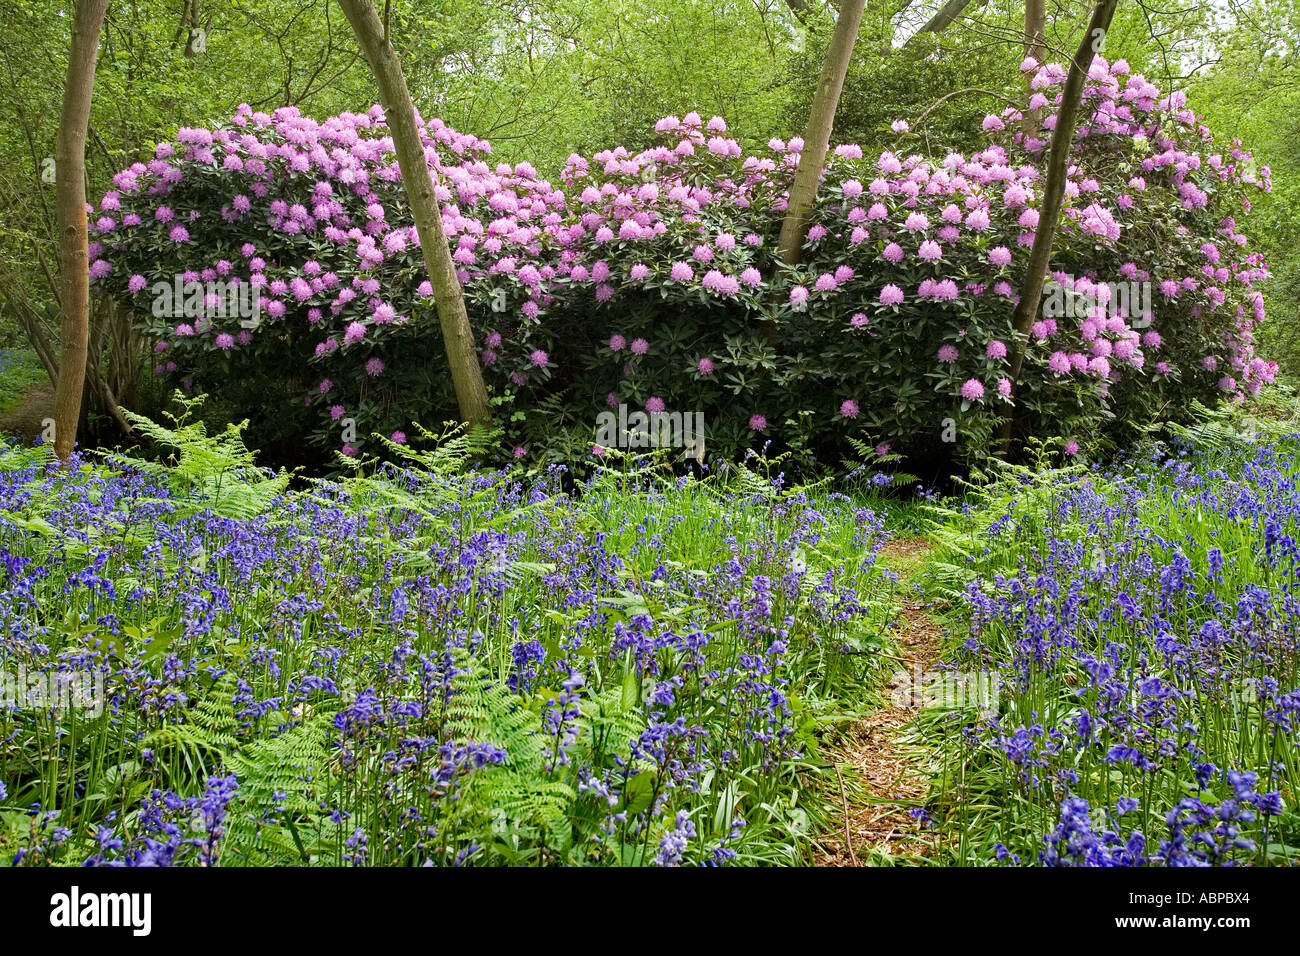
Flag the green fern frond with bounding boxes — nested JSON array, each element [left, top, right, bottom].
[[222, 715, 334, 865], [104, 392, 290, 518]]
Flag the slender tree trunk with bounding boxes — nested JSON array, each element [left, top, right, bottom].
[[337, 0, 491, 426], [1022, 0, 1048, 133], [777, 0, 868, 265], [999, 0, 1120, 450], [51, 0, 111, 460]]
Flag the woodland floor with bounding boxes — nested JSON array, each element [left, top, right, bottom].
[[3, 393, 952, 864], [0, 383, 52, 442], [817, 536, 945, 866]]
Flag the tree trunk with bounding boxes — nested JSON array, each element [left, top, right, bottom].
[[336, 0, 491, 427], [51, 0, 111, 460], [999, 0, 1120, 449], [776, 0, 868, 265], [913, 0, 978, 36], [1022, 0, 1048, 133]]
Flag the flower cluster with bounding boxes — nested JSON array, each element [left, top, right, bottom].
[[0, 433, 893, 866], [92, 59, 1274, 465], [930, 440, 1299, 865]]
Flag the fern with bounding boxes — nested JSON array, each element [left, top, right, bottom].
[[190, 680, 242, 739], [436, 652, 654, 863], [223, 716, 337, 866], [1163, 397, 1283, 454], [0, 439, 57, 473], [373, 420, 499, 476], [105, 391, 290, 518], [842, 435, 920, 488], [141, 721, 235, 784], [719, 455, 779, 502]]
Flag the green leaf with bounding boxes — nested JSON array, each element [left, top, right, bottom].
[[620, 666, 640, 714], [622, 771, 658, 817]]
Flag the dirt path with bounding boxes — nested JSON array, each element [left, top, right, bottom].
[[818, 535, 942, 866], [0, 384, 53, 442]]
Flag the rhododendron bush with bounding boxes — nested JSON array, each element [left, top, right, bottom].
[[91, 56, 1276, 467]]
